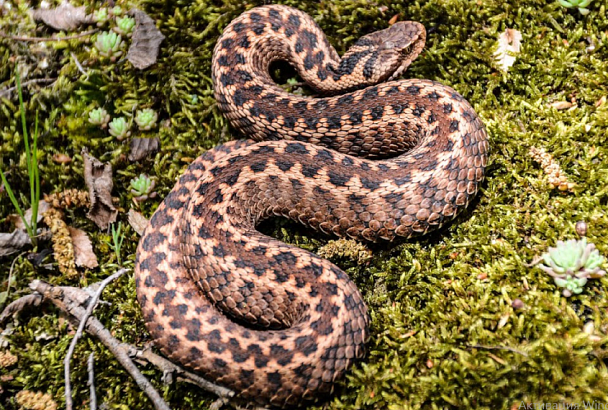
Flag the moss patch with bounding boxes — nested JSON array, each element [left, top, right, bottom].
[[1, 0, 608, 409]]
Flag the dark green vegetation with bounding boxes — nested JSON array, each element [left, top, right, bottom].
[[1, 0, 608, 409]]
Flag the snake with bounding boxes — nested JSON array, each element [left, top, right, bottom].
[[134, 4, 488, 408]]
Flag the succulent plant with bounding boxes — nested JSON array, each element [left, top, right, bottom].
[[554, 276, 587, 297], [92, 8, 109, 26], [88, 108, 110, 128], [558, 0, 593, 15], [135, 108, 158, 131], [539, 238, 606, 297], [130, 174, 157, 202], [108, 117, 131, 140], [110, 6, 123, 16], [94, 31, 123, 60], [113, 16, 135, 36]]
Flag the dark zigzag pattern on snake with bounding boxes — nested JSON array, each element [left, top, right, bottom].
[[135, 4, 488, 409]]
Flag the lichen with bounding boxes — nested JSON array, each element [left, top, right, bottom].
[[0, 350, 18, 368], [41, 207, 77, 279], [1, 0, 608, 408], [318, 238, 372, 265], [44, 189, 90, 210], [529, 146, 575, 191], [15, 390, 57, 410]]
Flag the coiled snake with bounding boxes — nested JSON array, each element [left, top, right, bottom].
[[135, 5, 488, 408]]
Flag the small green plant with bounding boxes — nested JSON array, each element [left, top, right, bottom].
[[558, 0, 593, 15], [553, 276, 588, 297], [94, 31, 124, 60], [108, 117, 130, 140], [114, 16, 135, 36], [0, 74, 40, 245], [88, 108, 110, 128], [92, 8, 109, 26], [110, 222, 125, 265], [134, 109, 158, 131], [539, 238, 606, 297], [110, 6, 124, 16], [130, 174, 157, 201]]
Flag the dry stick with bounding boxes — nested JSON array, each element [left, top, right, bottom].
[[24, 280, 236, 410], [133, 347, 234, 398], [0, 78, 56, 98], [29, 279, 173, 410], [0, 293, 42, 323], [0, 28, 99, 42], [71, 52, 88, 77], [88, 353, 97, 410], [64, 268, 129, 410]]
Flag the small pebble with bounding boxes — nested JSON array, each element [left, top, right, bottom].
[[511, 299, 525, 309], [575, 221, 587, 237]]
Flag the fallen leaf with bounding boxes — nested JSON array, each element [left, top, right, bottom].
[[0, 229, 31, 257], [31, 3, 92, 31], [52, 153, 72, 164], [497, 314, 510, 329], [494, 28, 522, 72], [12, 200, 50, 231], [128, 208, 149, 236], [127, 9, 165, 70], [548, 101, 573, 110], [128, 137, 160, 162], [68, 227, 98, 269], [83, 150, 117, 230]]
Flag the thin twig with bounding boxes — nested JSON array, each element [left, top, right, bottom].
[[88, 353, 97, 410], [0, 78, 56, 99], [466, 344, 529, 357], [8, 279, 237, 409], [0, 28, 98, 42], [29, 279, 173, 410], [71, 52, 88, 77], [64, 268, 129, 410], [133, 346, 234, 398], [0, 293, 43, 323]]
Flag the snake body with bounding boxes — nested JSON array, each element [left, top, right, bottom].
[[135, 5, 488, 408]]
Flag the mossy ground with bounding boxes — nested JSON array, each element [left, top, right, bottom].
[[1, 0, 608, 409]]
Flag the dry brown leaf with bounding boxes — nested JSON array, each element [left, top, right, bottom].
[[0, 229, 31, 257], [68, 227, 98, 269], [494, 28, 522, 72], [52, 153, 72, 164], [31, 3, 92, 31], [12, 201, 50, 231], [128, 137, 160, 162], [548, 101, 574, 110], [388, 14, 400, 25], [127, 9, 165, 70], [83, 150, 117, 230], [128, 208, 149, 236]]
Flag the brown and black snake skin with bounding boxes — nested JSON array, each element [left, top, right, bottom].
[[134, 5, 489, 408]]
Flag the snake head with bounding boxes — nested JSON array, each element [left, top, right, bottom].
[[352, 21, 426, 83]]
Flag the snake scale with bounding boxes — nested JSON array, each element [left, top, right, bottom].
[[134, 5, 488, 408]]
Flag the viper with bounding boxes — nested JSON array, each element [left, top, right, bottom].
[[135, 4, 488, 408]]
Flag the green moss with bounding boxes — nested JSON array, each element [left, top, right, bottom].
[[2, 0, 608, 409]]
